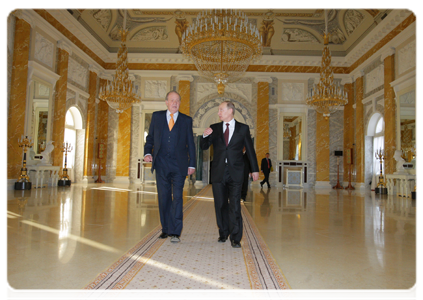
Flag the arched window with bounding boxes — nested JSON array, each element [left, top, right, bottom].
[[64, 110, 76, 169]]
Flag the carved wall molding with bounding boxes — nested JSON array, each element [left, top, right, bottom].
[[398, 40, 416, 75], [68, 57, 88, 88], [34, 31, 55, 68], [365, 64, 384, 94]]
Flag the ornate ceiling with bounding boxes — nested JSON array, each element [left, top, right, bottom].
[[67, 9, 391, 57]]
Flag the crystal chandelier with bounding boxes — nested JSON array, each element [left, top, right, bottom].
[[180, 9, 262, 94], [283, 124, 291, 138], [306, 10, 348, 120], [99, 10, 140, 113]]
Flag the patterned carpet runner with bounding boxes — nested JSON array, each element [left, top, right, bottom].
[[85, 185, 289, 290]]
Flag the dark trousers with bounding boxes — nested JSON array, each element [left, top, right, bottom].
[[155, 155, 186, 236], [212, 165, 243, 242], [261, 171, 270, 187], [241, 171, 249, 200]]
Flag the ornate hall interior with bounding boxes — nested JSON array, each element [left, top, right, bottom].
[[5, 7, 418, 297]]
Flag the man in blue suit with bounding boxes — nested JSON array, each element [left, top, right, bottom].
[[144, 91, 196, 243]]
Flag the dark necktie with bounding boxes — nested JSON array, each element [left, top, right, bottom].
[[224, 123, 230, 146], [267, 159, 270, 169]]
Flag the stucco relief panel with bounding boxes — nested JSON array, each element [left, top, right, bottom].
[[91, 10, 112, 31], [365, 65, 384, 94], [34, 31, 55, 69], [281, 82, 304, 102], [68, 57, 88, 89], [144, 80, 169, 100], [398, 40, 416, 76], [343, 10, 364, 36], [131, 27, 169, 41]]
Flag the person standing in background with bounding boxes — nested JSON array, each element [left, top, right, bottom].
[[144, 91, 196, 243], [260, 153, 272, 188]]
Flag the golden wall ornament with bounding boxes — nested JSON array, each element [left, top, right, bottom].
[[99, 10, 141, 113], [259, 11, 275, 47], [180, 9, 262, 94], [306, 10, 348, 120]]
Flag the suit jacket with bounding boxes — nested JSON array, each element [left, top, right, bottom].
[[243, 152, 252, 175], [200, 120, 259, 183], [144, 110, 196, 175], [261, 157, 272, 173]]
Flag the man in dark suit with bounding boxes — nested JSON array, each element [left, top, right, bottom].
[[200, 101, 259, 248], [144, 91, 196, 244], [260, 153, 272, 188]]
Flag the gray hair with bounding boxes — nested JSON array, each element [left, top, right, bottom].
[[165, 91, 181, 101], [222, 100, 235, 116]]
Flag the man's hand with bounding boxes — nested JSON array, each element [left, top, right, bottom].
[[144, 154, 152, 162], [252, 172, 259, 181], [187, 168, 195, 175], [203, 127, 213, 136]]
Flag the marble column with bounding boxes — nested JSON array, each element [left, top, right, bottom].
[[96, 78, 109, 177], [74, 129, 85, 183], [315, 111, 330, 185], [83, 69, 98, 179], [8, 16, 31, 179], [52, 42, 71, 169], [129, 104, 141, 183], [255, 77, 272, 178], [176, 75, 194, 116], [383, 49, 396, 174], [116, 108, 131, 178], [343, 81, 355, 182], [355, 73, 365, 185]]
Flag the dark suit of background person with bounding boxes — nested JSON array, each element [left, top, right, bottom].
[[200, 101, 259, 248], [144, 91, 196, 243], [241, 148, 252, 202], [260, 153, 272, 188]]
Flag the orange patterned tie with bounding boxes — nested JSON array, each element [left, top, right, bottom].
[[169, 113, 174, 131]]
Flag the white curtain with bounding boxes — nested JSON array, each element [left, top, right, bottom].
[[373, 135, 384, 176]]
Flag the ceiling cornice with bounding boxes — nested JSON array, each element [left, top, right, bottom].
[[30, 9, 415, 75]]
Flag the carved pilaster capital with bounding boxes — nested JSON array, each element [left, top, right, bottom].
[[341, 77, 354, 85], [352, 70, 365, 81], [57, 40, 73, 56], [175, 75, 194, 82], [380, 47, 396, 62], [254, 76, 272, 84], [11, 9, 35, 27], [89, 65, 101, 75]]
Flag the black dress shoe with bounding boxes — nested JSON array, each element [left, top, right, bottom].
[[218, 236, 227, 243], [231, 240, 241, 248], [260, 182, 263, 188], [158, 232, 168, 239]]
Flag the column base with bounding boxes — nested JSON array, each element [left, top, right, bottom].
[[58, 179, 71, 187], [15, 181, 32, 190]]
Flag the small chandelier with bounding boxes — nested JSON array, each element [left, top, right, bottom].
[[99, 10, 140, 113], [283, 124, 291, 138], [306, 10, 347, 120], [180, 9, 262, 94]]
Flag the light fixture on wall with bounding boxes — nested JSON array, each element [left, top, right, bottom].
[[99, 10, 141, 113], [306, 10, 348, 120], [180, 9, 262, 94]]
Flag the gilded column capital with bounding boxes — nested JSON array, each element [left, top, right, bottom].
[[254, 76, 272, 84], [57, 40, 72, 56], [380, 47, 396, 62], [175, 75, 194, 82], [89, 65, 101, 76]]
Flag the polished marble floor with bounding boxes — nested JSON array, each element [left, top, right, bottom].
[[7, 182, 416, 290]]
